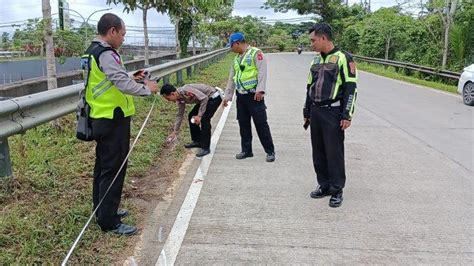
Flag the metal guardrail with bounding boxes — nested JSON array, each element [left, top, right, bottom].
[[0, 47, 229, 177], [353, 55, 461, 80]]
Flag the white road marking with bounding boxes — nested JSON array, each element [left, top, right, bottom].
[[156, 101, 233, 266]]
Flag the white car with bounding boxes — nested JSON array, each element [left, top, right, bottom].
[[458, 64, 474, 106]]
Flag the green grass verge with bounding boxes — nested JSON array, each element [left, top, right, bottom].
[[356, 61, 458, 94], [0, 53, 233, 264]]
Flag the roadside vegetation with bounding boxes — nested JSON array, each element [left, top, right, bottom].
[[357, 62, 458, 93], [0, 53, 233, 264]]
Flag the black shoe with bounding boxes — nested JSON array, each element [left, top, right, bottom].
[[236, 151, 253, 160], [95, 209, 129, 222], [184, 141, 200, 149], [310, 187, 330, 199], [107, 223, 138, 236], [266, 152, 275, 162], [329, 190, 343, 208], [117, 208, 129, 218], [196, 149, 210, 157]]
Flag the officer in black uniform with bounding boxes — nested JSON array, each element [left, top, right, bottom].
[[304, 23, 358, 208]]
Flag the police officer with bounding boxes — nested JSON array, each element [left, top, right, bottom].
[[304, 23, 358, 208], [83, 13, 158, 235], [223, 32, 276, 162], [161, 83, 222, 157]]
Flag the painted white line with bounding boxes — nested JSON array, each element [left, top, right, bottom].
[[156, 101, 233, 266], [360, 70, 460, 98]]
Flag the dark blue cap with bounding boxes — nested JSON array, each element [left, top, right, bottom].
[[228, 32, 245, 46]]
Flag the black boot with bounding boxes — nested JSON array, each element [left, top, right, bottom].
[[310, 187, 330, 199], [329, 190, 343, 208], [196, 149, 211, 157], [184, 141, 200, 149], [236, 151, 253, 160]]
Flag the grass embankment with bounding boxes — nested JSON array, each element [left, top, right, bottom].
[[356, 61, 458, 93], [0, 53, 233, 264]]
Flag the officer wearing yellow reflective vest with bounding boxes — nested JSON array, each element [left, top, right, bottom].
[[82, 13, 158, 235], [223, 32, 275, 162], [304, 23, 358, 208]]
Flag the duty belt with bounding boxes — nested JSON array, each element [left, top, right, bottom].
[[312, 101, 341, 108], [211, 87, 225, 99], [210, 90, 222, 99]]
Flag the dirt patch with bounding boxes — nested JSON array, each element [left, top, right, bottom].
[[109, 140, 195, 265]]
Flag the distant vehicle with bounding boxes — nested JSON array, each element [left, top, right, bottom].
[[458, 64, 474, 106]]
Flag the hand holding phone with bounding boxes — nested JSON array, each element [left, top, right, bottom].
[[303, 118, 310, 130]]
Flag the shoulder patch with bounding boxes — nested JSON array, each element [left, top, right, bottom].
[[257, 52, 263, 61], [349, 62, 356, 75], [328, 55, 339, 64], [111, 52, 121, 64]]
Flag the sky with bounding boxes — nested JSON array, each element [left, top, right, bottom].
[[0, 0, 403, 45]]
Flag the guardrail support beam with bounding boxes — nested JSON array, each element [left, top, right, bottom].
[[194, 64, 200, 74], [186, 66, 192, 79], [0, 138, 12, 179], [176, 70, 183, 85]]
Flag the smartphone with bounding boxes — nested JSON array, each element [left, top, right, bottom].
[[303, 120, 310, 130], [133, 70, 144, 76]]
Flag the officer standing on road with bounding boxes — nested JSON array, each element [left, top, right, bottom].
[[161, 83, 223, 157], [82, 13, 158, 235], [304, 23, 358, 208], [223, 32, 276, 162]]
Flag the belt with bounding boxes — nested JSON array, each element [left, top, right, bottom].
[[312, 101, 341, 108], [211, 90, 222, 99], [236, 88, 256, 94]]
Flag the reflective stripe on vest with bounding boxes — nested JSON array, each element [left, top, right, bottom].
[[233, 47, 259, 92], [83, 45, 135, 119]]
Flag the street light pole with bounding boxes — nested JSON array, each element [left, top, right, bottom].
[[58, 7, 111, 46]]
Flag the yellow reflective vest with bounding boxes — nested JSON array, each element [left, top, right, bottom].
[[81, 42, 135, 119], [233, 47, 260, 92]]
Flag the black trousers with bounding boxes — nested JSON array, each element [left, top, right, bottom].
[[236, 93, 274, 154], [310, 106, 346, 192], [188, 96, 222, 150], [91, 108, 130, 230]]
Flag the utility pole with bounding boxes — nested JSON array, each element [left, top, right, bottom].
[[58, 0, 64, 30]]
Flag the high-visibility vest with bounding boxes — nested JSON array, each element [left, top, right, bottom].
[[81, 42, 135, 119], [307, 50, 358, 119], [233, 47, 260, 92]]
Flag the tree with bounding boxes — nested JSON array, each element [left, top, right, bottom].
[[204, 16, 271, 47], [428, 0, 459, 69], [363, 8, 410, 60], [12, 19, 44, 55], [107, 0, 231, 58], [168, 0, 233, 57], [107, 0, 155, 65], [42, 0, 57, 91], [264, 0, 344, 23], [1, 32, 10, 50], [42, 0, 59, 129]]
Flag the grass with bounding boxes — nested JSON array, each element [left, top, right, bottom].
[[356, 61, 458, 94], [0, 53, 233, 264]]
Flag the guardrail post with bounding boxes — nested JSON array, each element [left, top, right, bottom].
[[163, 75, 170, 85], [194, 63, 200, 74], [176, 70, 183, 85], [0, 138, 12, 179], [186, 66, 192, 79]]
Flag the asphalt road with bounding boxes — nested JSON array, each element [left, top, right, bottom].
[[149, 52, 473, 265]]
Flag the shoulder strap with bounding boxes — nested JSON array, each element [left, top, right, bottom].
[[86, 42, 116, 71]]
